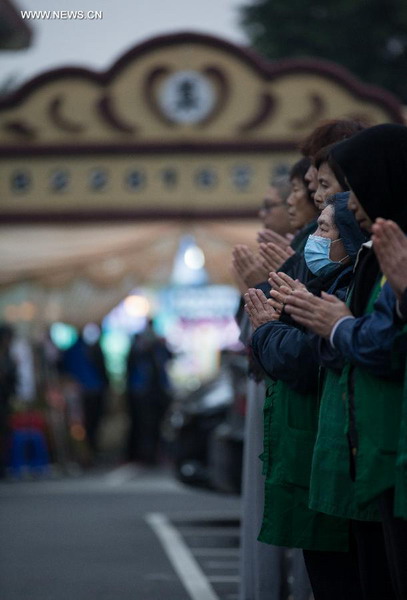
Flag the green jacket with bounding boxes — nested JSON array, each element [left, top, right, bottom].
[[309, 368, 380, 521], [395, 362, 407, 520], [258, 378, 349, 551], [340, 279, 405, 509], [346, 362, 403, 507]]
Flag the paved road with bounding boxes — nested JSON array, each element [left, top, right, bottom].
[[0, 464, 241, 600]]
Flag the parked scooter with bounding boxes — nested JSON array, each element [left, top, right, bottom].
[[163, 350, 247, 493]]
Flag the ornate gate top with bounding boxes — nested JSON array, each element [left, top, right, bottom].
[[0, 32, 404, 221]]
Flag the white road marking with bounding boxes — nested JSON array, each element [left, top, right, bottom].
[[208, 576, 240, 583], [168, 511, 239, 521], [192, 548, 240, 557], [146, 512, 220, 600], [203, 561, 239, 569], [104, 464, 141, 485], [0, 469, 187, 496], [177, 527, 240, 536]]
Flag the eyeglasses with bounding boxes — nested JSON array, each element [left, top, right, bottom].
[[260, 201, 285, 212]]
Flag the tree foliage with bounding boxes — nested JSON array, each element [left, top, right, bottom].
[[239, 0, 407, 102]]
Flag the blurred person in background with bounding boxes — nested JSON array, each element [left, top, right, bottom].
[[61, 325, 109, 463], [35, 328, 76, 470], [0, 324, 17, 478], [125, 318, 173, 466]]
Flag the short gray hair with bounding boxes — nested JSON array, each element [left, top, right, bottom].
[[270, 175, 291, 204]]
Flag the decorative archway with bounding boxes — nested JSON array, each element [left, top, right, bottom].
[[0, 32, 404, 323]]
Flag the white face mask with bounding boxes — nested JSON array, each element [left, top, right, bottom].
[[304, 234, 344, 275]]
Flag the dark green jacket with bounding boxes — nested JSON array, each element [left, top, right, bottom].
[[258, 378, 349, 551], [309, 368, 380, 521], [334, 279, 406, 508], [395, 363, 407, 519]]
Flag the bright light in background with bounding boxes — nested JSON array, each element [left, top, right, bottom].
[[103, 288, 156, 334], [184, 245, 205, 270], [100, 330, 131, 391], [123, 295, 150, 318], [102, 283, 242, 392], [70, 424, 86, 442], [50, 322, 78, 350], [4, 305, 19, 322], [4, 302, 37, 322], [82, 322, 101, 344], [171, 235, 208, 285]]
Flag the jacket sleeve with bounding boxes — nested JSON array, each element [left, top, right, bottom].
[[398, 287, 407, 321], [332, 282, 407, 378], [251, 320, 319, 393], [317, 338, 345, 372]]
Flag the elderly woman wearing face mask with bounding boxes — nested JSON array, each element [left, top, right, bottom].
[[244, 194, 369, 600]]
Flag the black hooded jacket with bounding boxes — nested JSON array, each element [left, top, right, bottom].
[[321, 125, 407, 369], [324, 124, 407, 458], [331, 124, 407, 317]]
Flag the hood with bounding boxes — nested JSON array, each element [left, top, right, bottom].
[[331, 124, 407, 232], [332, 192, 368, 261]]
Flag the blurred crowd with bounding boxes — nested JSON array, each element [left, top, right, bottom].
[[233, 120, 407, 600], [0, 318, 173, 479]]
